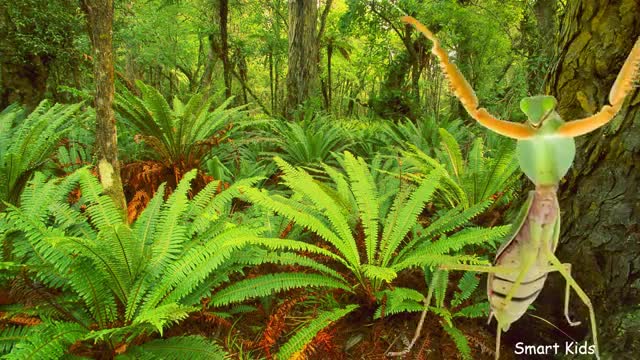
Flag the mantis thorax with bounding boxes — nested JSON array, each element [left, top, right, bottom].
[[517, 96, 576, 185]]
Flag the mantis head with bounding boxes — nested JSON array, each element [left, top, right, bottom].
[[520, 96, 558, 128]]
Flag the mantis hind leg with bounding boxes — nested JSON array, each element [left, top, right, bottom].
[[543, 250, 600, 359], [495, 326, 501, 360], [561, 264, 582, 326]]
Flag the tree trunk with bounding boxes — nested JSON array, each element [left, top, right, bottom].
[[199, 34, 217, 91], [286, 0, 318, 118], [83, 0, 127, 214], [219, 0, 231, 99], [515, 0, 640, 356]]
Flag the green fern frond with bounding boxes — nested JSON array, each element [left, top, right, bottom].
[[243, 238, 347, 267], [360, 264, 397, 283], [392, 254, 489, 272], [133, 182, 167, 262], [415, 226, 510, 258], [374, 300, 424, 319], [373, 287, 425, 319], [442, 325, 472, 360], [147, 227, 265, 312], [138, 82, 176, 152], [67, 257, 118, 327], [434, 270, 449, 308], [439, 128, 464, 180], [4, 322, 86, 360], [343, 152, 380, 264], [132, 304, 196, 336], [77, 168, 124, 230], [274, 157, 359, 265], [380, 171, 441, 266], [396, 201, 494, 262], [454, 302, 490, 319], [239, 186, 353, 267], [0, 326, 31, 354], [210, 273, 351, 307], [277, 304, 357, 360], [232, 247, 345, 281], [147, 170, 197, 275], [124, 335, 227, 360], [451, 272, 480, 307]]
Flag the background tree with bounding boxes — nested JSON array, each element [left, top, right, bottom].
[[286, 0, 318, 117], [83, 0, 127, 212], [522, 0, 639, 356], [0, 0, 84, 109]]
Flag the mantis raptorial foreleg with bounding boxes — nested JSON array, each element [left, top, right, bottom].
[[400, 16, 535, 140], [559, 37, 640, 137]]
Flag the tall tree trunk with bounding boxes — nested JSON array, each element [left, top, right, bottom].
[[219, 0, 231, 98], [199, 34, 216, 91], [514, 0, 640, 356], [83, 0, 127, 214], [286, 0, 318, 118], [325, 42, 333, 110]]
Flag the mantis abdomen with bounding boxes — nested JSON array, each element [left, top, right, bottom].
[[488, 187, 559, 331]]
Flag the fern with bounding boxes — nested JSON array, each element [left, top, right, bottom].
[[276, 304, 357, 360], [443, 325, 472, 360], [402, 128, 520, 209], [115, 82, 246, 167], [241, 152, 503, 306], [3, 322, 86, 360], [210, 273, 351, 307], [123, 335, 226, 360], [0, 101, 85, 207], [0, 326, 31, 354], [263, 114, 352, 168], [374, 287, 425, 319], [451, 272, 480, 307], [454, 302, 490, 319], [5, 168, 351, 358]]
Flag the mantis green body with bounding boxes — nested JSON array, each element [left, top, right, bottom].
[[396, 16, 640, 360]]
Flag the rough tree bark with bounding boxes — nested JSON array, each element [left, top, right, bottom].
[[83, 0, 127, 213], [219, 0, 231, 99], [509, 0, 640, 357], [286, 0, 318, 118]]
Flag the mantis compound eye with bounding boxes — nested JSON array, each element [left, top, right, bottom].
[[542, 96, 558, 112], [520, 95, 558, 127]]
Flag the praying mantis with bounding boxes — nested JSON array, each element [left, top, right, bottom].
[[394, 16, 640, 360]]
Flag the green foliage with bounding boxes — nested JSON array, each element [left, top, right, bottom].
[[263, 114, 352, 167], [385, 117, 469, 156], [0, 326, 30, 355], [115, 82, 245, 167], [0, 0, 83, 63], [119, 335, 227, 360], [3, 322, 85, 360], [0, 172, 252, 355], [0, 101, 84, 207], [379, 268, 490, 360], [277, 304, 358, 360], [210, 273, 350, 307], [3, 164, 358, 358], [403, 128, 520, 209], [241, 152, 505, 298]]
